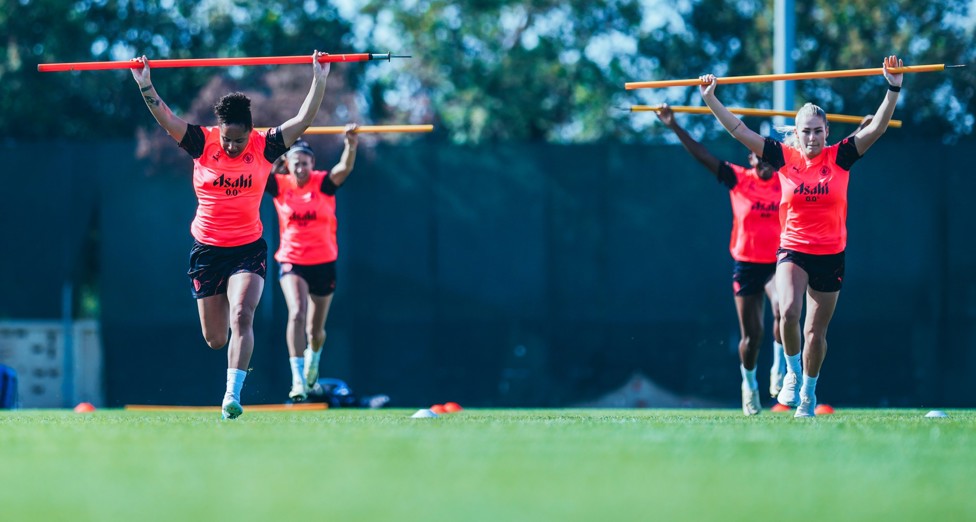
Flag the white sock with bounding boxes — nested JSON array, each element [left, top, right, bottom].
[[225, 368, 247, 401], [785, 352, 802, 375], [304, 347, 322, 370], [772, 341, 785, 372], [740, 365, 758, 390], [289, 357, 305, 385], [800, 374, 818, 398]]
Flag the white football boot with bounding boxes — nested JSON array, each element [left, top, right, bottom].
[[777, 372, 800, 407], [222, 395, 243, 420], [288, 382, 307, 402], [741, 383, 761, 416], [794, 394, 816, 418]]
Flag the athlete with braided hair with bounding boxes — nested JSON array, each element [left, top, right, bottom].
[[131, 51, 331, 419]]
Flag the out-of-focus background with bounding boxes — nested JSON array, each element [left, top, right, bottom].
[[1, 0, 974, 409]]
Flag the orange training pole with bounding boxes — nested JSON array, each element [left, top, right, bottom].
[[631, 105, 903, 128], [37, 53, 410, 72], [302, 124, 434, 135], [625, 64, 960, 90], [254, 124, 433, 134]]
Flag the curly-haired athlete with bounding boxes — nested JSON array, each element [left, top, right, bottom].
[[265, 127, 358, 402], [131, 51, 331, 419], [700, 55, 905, 417], [654, 104, 784, 416]]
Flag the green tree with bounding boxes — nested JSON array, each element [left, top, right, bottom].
[[0, 0, 359, 141], [359, 0, 648, 143], [635, 0, 975, 141]]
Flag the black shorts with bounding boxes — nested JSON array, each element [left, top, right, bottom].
[[732, 261, 776, 297], [187, 238, 268, 299], [777, 248, 845, 292], [279, 261, 337, 297]]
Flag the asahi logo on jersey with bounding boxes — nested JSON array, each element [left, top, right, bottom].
[[751, 201, 779, 212], [794, 181, 828, 202], [212, 174, 253, 189], [752, 201, 779, 218], [290, 210, 317, 226], [212, 174, 253, 196]]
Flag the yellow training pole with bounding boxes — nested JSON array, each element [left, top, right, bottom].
[[625, 64, 953, 90], [631, 105, 903, 128]]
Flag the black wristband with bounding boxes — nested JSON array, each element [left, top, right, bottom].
[[888, 84, 901, 93]]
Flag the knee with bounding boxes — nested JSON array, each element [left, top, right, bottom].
[[308, 328, 326, 349], [203, 331, 227, 350], [229, 304, 256, 330], [780, 304, 802, 325], [805, 329, 827, 347], [288, 309, 307, 327], [739, 334, 756, 349]]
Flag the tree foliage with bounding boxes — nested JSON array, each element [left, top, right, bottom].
[[2, 0, 972, 144], [634, 0, 976, 142], [357, 0, 647, 143], [1, 0, 360, 142]]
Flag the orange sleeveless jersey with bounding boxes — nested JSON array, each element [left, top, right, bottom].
[[724, 163, 782, 263], [271, 171, 339, 264], [766, 139, 860, 255], [189, 127, 275, 247]]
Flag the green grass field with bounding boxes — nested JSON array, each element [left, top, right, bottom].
[[1, 408, 973, 521]]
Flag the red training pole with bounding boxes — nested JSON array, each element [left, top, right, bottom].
[[37, 53, 409, 72]]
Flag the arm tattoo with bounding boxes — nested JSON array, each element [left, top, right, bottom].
[[143, 95, 161, 108]]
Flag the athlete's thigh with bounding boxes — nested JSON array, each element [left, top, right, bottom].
[[280, 273, 310, 317], [804, 288, 840, 334], [307, 293, 334, 332], [197, 294, 229, 336], [764, 277, 780, 316], [734, 293, 764, 333], [226, 272, 265, 311], [775, 261, 808, 314]]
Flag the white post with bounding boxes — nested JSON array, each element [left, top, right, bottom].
[[773, 0, 796, 133]]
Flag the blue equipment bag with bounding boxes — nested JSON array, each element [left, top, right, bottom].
[[0, 364, 19, 409]]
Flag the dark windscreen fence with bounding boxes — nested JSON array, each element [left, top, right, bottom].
[[1, 137, 972, 407]]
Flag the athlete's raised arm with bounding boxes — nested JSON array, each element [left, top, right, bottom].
[[852, 55, 903, 155], [699, 74, 765, 157], [130, 56, 188, 142], [655, 104, 721, 175], [328, 124, 359, 187], [279, 50, 331, 148]]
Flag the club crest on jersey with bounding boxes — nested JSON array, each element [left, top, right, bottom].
[[243, 152, 254, 164], [820, 166, 830, 175]]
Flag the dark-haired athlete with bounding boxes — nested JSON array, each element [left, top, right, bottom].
[[700, 55, 905, 417], [265, 126, 358, 401], [655, 104, 784, 416], [131, 51, 331, 419]]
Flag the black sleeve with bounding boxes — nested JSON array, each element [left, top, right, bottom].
[[320, 174, 339, 196], [761, 137, 786, 170], [263, 126, 287, 163], [835, 137, 862, 171], [716, 162, 737, 190], [178, 124, 206, 159], [265, 174, 279, 197]]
